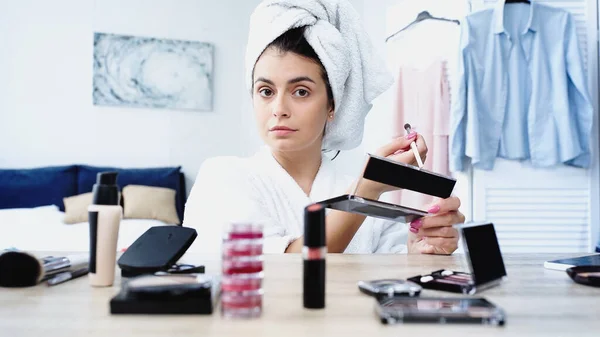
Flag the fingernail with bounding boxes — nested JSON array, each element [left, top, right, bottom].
[[405, 132, 417, 140], [409, 227, 418, 234], [410, 218, 423, 229], [428, 205, 440, 214]]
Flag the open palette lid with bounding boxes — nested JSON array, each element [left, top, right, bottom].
[[457, 222, 508, 290], [406, 222, 508, 294], [315, 154, 457, 223]]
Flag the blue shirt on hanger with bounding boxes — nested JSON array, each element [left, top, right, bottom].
[[449, 1, 593, 171]]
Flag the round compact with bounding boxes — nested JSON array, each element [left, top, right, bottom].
[[357, 279, 422, 298], [566, 266, 600, 288]]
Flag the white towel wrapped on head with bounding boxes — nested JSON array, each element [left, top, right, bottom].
[[245, 0, 394, 151]]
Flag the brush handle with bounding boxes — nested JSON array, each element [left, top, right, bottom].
[[410, 142, 424, 168]]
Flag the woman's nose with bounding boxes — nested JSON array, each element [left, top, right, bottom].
[[272, 95, 290, 117]]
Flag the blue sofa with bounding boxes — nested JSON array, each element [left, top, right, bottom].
[[0, 165, 187, 223]]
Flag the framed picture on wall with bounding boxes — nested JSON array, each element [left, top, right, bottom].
[[93, 32, 214, 111]]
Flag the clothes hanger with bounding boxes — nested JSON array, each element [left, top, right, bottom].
[[385, 10, 460, 43]]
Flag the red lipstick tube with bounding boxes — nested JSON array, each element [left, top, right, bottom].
[[303, 203, 326, 309]]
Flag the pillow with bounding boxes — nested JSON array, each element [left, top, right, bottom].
[[63, 192, 93, 224], [0, 166, 78, 211], [122, 185, 180, 225], [77, 165, 184, 221]]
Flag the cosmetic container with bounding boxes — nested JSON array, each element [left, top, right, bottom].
[[88, 172, 122, 287], [303, 203, 326, 309], [221, 222, 264, 318]]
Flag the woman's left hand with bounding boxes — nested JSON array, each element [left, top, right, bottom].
[[408, 196, 465, 255]]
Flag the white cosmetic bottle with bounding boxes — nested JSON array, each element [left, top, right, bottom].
[[88, 172, 122, 287]]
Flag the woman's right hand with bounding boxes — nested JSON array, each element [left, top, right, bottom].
[[360, 132, 429, 196]]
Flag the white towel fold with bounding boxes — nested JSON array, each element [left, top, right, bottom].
[[245, 0, 394, 151]]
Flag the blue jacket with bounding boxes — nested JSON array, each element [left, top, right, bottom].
[[450, 2, 593, 171]]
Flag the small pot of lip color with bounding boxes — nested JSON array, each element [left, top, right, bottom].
[[221, 273, 263, 292], [222, 256, 264, 275], [222, 239, 263, 257], [224, 223, 263, 240], [221, 290, 263, 318]]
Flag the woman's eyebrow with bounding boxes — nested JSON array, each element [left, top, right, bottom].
[[288, 76, 315, 84], [254, 77, 274, 85], [254, 76, 316, 85]]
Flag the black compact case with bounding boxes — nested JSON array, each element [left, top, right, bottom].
[[117, 226, 198, 277], [408, 222, 508, 294], [110, 274, 219, 315]]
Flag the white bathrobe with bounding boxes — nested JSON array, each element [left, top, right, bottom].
[[183, 146, 408, 257]]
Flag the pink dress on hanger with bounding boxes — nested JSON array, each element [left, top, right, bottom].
[[390, 59, 451, 211]]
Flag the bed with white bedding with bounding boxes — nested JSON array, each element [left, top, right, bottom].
[[0, 205, 173, 253]]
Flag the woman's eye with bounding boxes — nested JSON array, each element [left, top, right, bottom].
[[294, 89, 309, 97], [259, 88, 273, 97]]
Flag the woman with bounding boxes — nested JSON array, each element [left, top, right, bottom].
[[183, 0, 464, 256]]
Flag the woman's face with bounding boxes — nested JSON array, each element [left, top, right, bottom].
[[252, 47, 333, 153]]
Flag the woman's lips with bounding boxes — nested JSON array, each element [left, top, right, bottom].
[[269, 127, 297, 136], [270, 129, 296, 136]]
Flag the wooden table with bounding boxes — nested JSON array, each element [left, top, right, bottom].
[[1, 253, 599, 337]]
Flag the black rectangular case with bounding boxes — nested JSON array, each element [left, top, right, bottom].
[[110, 274, 219, 315], [117, 226, 197, 277]]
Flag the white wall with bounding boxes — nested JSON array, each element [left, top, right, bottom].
[[0, 0, 263, 195]]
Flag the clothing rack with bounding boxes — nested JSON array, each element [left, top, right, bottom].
[[385, 10, 459, 43]]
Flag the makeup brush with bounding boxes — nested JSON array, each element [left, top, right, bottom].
[[404, 123, 424, 169]]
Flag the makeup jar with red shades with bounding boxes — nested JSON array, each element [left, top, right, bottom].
[[220, 222, 264, 319]]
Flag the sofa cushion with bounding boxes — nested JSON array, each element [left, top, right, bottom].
[[122, 185, 180, 225], [0, 166, 78, 211], [77, 165, 184, 222], [63, 192, 94, 224]]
